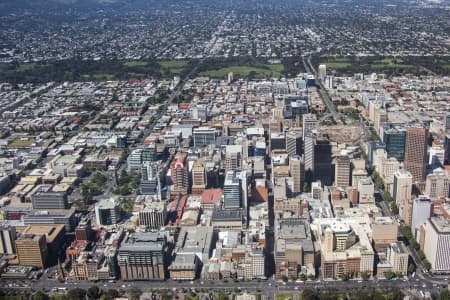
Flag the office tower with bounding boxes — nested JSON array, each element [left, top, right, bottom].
[[191, 160, 207, 195], [318, 64, 327, 80], [358, 178, 375, 204], [425, 168, 449, 199], [0, 226, 16, 254], [429, 146, 445, 167], [445, 113, 450, 134], [227, 72, 234, 84], [313, 133, 332, 186], [302, 114, 318, 139], [127, 148, 143, 172], [335, 155, 351, 188], [290, 155, 305, 194], [393, 170, 413, 206], [223, 171, 242, 209], [411, 195, 432, 237], [31, 186, 68, 210], [382, 124, 406, 161], [404, 126, 428, 183], [421, 217, 450, 273], [250, 249, 265, 278], [374, 109, 388, 135], [142, 144, 157, 162], [286, 128, 303, 156], [325, 75, 333, 89], [290, 99, 309, 120], [118, 232, 166, 280], [192, 104, 208, 121], [270, 133, 286, 151], [193, 127, 216, 147], [15, 233, 48, 268], [446, 135, 450, 165], [372, 217, 398, 246], [272, 107, 284, 121], [138, 202, 167, 229], [170, 153, 188, 196], [95, 198, 121, 226], [367, 141, 386, 166], [311, 181, 322, 199], [304, 134, 314, 172], [386, 242, 409, 275], [225, 145, 242, 172], [75, 218, 93, 241], [140, 161, 162, 197]]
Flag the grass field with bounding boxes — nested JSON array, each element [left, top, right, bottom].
[[123, 61, 148, 67], [8, 139, 34, 148], [159, 60, 188, 75], [82, 74, 115, 80], [16, 64, 44, 71], [199, 64, 284, 79], [324, 62, 352, 69], [276, 293, 295, 300]]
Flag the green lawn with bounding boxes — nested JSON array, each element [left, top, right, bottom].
[[16, 64, 39, 71], [159, 60, 188, 75], [323, 62, 352, 69], [124, 61, 148, 67], [276, 293, 294, 300], [200, 64, 284, 79]]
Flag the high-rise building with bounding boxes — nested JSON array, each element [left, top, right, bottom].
[[0, 226, 16, 254], [411, 195, 432, 237], [429, 146, 445, 167], [335, 155, 351, 188], [382, 124, 406, 161], [425, 168, 449, 199], [285, 128, 302, 156], [170, 153, 189, 196], [393, 170, 413, 206], [367, 141, 386, 166], [193, 127, 216, 147], [127, 149, 143, 172], [15, 233, 48, 268], [138, 202, 167, 229], [223, 171, 242, 209], [372, 217, 398, 246], [318, 64, 327, 81], [314, 133, 332, 186], [289, 155, 305, 194], [302, 114, 318, 139], [445, 135, 450, 165], [142, 144, 157, 163], [386, 242, 409, 275], [225, 145, 242, 172], [95, 198, 121, 226], [191, 160, 207, 195], [140, 161, 161, 197], [270, 133, 286, 151], [445, 113, 450, 134], [421, 217, 450, 273], [404, 126, 428, 183], [31, 186, 68, 210], [304, 134, 314, 173], [118, 232, 167, 280]]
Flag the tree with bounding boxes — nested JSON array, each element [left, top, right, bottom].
[[302, 289, 319, 300], [299, 273, 307, 281], [67, 288, 86, 300], [361, 271, 370, 281], [32, 291, 49, 300], [87, 286, 100, 300], [408, 263, 416, 274], [339, 273, 349, 281], [390, 203, 399, 214], [128, 287, 142, 300], [440, 289, 449, 300], [384, 271, 396, 280], [281, 275, 288, 282], [104, 289, 119, 300], [303, 182, 310, 193]]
